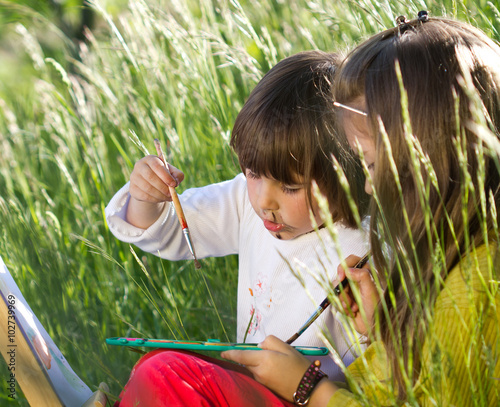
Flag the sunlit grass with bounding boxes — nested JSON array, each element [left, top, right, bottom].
[[0, 0, 499, 404]]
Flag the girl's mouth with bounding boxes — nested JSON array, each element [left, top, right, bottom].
[[263, 219, 285, 232]]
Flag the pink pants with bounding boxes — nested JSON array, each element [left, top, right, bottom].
[[114, 349, 295, 407]]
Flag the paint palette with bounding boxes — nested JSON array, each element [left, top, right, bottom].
[[106, 337, 329, 356]]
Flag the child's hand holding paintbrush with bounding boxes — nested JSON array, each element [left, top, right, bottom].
[[124, 139, 201, 268], [333, 253, 377, 337], [126, 150, 184, 229]]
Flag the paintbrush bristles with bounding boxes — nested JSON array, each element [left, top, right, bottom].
[[153, 138, 201, 269]]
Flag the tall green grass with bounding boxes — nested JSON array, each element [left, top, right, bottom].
[[0, 0, 499, 404]]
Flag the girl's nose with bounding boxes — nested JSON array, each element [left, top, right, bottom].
[[257, 180, 279, 210], [364, 178, 373, 195]]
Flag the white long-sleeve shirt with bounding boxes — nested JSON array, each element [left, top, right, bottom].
[[105, 173, 368, 379]]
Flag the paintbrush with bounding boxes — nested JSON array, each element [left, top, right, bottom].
[[286, 253, 370, 344], [154, 139, 201, 269]]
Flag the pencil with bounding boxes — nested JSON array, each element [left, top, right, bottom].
[[154, 139, 201, 269], [286, 253, 370, 344]]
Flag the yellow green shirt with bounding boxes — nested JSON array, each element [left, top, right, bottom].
[[328, 244, 500, 406]]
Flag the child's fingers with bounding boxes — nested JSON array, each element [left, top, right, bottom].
[[166, 164, 185, 185], [221, 335, 288, 367], [336, 254, 367, 276], [130, 156, 186, 203], [334, 255, 361, 312], [221, 336, 293, 366], [258, 335, 300, 356], [340, 296, 359, 315], [344, 266, 372, 287], [130, 168, 171, 202], [337, 254, 373, 301], [342, 263, 378, 336], [221, 349, 263, 367], [129, 182, 167, 203], [223, 336, 313, 400], [334, 267, 346, 286], [334, 254, 366, 287], [333, 254, 374, 325], [147, 156, 182, 187]]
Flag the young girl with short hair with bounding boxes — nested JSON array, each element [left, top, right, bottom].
[[106, 50, 368, 406]]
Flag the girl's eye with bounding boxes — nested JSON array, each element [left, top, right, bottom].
[[281, 184, 302, 194], [367, 163, 375, 172]]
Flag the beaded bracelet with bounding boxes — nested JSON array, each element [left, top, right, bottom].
[[293, 360, 327, 406]]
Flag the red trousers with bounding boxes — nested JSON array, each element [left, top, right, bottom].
[[114, 350, 295, 407]]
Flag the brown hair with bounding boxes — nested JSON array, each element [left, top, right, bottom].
[[335, 17, 500, 398], [230, 51, 368, 227]]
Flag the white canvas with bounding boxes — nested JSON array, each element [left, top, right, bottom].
[[0, 255, 93, 406]]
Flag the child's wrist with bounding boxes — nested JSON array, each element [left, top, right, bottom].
[[126, 198, 166, 229], [292, 360, 329, 406], [307, 379, 338, 406]]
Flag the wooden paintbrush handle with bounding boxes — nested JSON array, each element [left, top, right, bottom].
[[168, 186, 188, 229]]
